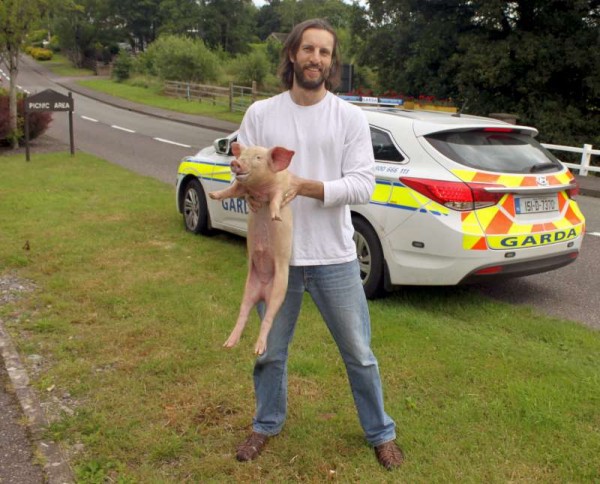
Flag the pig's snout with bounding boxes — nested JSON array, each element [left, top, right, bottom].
[[230, 159, 243, 174], [230, 159, 250, 181]]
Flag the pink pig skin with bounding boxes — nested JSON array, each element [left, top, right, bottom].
[[208, 142, 295, 355]]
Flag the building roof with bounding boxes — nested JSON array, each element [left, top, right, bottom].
[[267, 32, 288, 43]]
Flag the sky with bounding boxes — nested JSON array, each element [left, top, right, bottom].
[[253, 0, 365, 7]]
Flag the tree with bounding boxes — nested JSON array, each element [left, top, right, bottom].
[[50, 0, 122, 66], [158, 0, 202, 37], [199, 0, 258, 54], [255, 0, 282, 40], [0, 0, 44, 148], [357, 0, 600, 146], [110, 0, 162, 51]]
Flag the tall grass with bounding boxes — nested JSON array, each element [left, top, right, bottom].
[[1, 152, 599, 482]]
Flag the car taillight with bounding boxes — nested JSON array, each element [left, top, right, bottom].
[[399, 177, 504, 211], [483, 128, 514, 133], [567, 180, 580, 198]]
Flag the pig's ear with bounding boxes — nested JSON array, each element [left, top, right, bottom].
[[231, 142, 244, 158], [269, 146, 295, 172]]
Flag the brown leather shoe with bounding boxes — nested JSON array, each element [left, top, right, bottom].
[[236, 432, 269, 462], [374, 440, 404, 469]]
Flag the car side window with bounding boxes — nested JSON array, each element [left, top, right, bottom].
[[370, 127, 405, 162]]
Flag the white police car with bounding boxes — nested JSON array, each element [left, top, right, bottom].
[[176, 103, 585, 298]]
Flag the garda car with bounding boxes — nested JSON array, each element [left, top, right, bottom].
[[176, 102, 585, 298]]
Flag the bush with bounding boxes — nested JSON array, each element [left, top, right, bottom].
[[0, 90, 53, 145], [112, 52, 133, 82], [142, 35, 221, 83], [230, 50, 271, 87], [28, 47, 53, 61], [48, 36, 61, 53], [131, 47, 159, 77]]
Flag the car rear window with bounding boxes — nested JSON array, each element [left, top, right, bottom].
[[424, 129, 563, 174]]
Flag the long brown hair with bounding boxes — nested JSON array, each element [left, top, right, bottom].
[[277, 18, 342, 91]]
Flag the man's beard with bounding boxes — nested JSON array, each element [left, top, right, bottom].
[[293, 62, 330, 90]]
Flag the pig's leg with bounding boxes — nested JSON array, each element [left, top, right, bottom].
[[208, 181, 246, 200], [223, 263, 264, 349], [254, 263, 289, 355], [269, 191, 285, 221]]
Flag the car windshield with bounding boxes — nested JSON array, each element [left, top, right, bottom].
[[424, 129, 563, 174]]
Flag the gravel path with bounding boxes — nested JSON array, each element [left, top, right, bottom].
[[0, 273, 73, 483], [0, 275, 44, 483]]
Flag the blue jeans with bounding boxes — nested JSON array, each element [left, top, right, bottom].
[[253, 259, 396, 446]]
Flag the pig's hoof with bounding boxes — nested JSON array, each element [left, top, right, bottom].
[[254, 341, 267, 355], [223, 339, 239, 348]]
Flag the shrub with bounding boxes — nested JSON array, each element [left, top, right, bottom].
[[28, 47, 53, 61], [48, 36, 61, 52], [230, 50, 271, 87], [143, 35, 221, 83], [265, 38, 282, 68], [112, 52, 133, 82], [0, 90, 53, 145], [132, 50, 158, 77]]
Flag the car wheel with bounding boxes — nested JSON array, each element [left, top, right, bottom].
[[183, 179, 211, 235], [352, 215, 386, 299]]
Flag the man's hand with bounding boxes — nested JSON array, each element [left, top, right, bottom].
[[282, 174, 324, 207]]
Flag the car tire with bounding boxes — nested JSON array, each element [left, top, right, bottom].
[[183, 179, 212, 235], [352, 215, 386, 299]]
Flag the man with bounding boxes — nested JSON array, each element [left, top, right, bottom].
[[234, 18, 404, 470]]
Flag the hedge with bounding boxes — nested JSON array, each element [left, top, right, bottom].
[[0, 89, 53, 145]]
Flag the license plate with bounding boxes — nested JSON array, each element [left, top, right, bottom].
[[514, 195, 558, 214]]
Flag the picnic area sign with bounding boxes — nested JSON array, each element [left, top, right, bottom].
[[24, 89, 75, 161]]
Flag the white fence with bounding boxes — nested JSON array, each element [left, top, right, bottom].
[[541, 143, 600, 177]]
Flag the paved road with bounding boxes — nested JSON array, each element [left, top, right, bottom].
[[466, 193, 600, 329], [18, 55, 238, 184]]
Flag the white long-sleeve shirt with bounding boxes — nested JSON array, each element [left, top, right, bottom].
[[238, 91, 375, 266]]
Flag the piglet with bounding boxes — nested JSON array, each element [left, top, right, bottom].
[[208, 142, 295, 355]]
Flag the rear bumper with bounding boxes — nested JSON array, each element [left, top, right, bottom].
[[458, 250, 579, 284]]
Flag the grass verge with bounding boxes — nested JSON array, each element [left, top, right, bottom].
[[77, 78, 245, 125], [1, 152, 599, 482], [39, 53, 95, 77]]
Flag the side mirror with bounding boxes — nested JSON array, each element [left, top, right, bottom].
[[214, 138, 231, 155]]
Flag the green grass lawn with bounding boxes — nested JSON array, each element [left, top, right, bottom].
[[39, 53, 95, 77], [1, 151, 599, 482], [78, 78, 245, 125]]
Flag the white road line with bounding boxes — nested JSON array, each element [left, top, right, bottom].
[[588, 232, 600, 237], [1, 70, 28, 92], [111, 124, 135, 133], [153, 137, 191, 148], [81, 115, 99, 122]]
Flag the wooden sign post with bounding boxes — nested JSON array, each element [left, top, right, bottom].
[[24, 89, 75, 161]]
